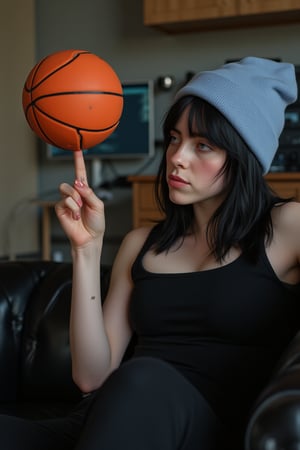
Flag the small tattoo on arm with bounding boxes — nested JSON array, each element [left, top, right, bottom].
[[90, 296, 96, 300]]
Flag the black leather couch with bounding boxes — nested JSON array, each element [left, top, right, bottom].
[[0, 260, 111, 420], [0, 259, 299, 449]]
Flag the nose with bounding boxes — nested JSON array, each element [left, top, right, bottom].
[[170, 143, 189, 168]]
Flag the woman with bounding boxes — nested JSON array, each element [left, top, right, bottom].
[[1, 56, 299, 449]]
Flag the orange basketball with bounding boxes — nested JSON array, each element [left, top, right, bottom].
[[22, 49, 124, 151]]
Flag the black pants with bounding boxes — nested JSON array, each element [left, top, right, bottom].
[[0, 357, 227, 450]]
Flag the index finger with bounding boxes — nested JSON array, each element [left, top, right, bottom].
[[73, 150, 88, 184]]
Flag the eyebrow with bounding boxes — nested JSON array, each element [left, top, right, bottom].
[[171, 127, 181, 134]]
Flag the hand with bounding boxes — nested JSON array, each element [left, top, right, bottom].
[[55, 151, 105, 249]]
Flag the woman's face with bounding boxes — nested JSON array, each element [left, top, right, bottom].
[[166, 106, 228, 207]]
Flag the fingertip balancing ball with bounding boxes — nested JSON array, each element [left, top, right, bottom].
[[22, 49, 123, 151]]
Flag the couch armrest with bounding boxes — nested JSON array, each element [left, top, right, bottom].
[[21, 262, 112, 403], [0, 260, 112, 406], [0, 260, 60, 402], [245, 331, 300, 450]]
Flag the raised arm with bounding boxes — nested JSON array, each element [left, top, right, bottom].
[[55, 151, 139, 393]]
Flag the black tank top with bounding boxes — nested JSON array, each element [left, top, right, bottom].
[[129, 226, 300, 426]]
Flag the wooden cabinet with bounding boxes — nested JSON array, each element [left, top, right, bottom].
[[143, 0, 300, 33], [128, 174, 300, 228], [239, 0, 300, 15], [128, 175, 163, 227], [144, 0, 237, 26]]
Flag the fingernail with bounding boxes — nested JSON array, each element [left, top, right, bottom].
[[74, 179, 84, 188], [76, 198, 83, 207]]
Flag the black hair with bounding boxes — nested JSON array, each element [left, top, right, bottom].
[[153, 95, 290, 262]]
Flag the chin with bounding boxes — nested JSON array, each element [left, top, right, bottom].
[[169, 193, 191, 206]]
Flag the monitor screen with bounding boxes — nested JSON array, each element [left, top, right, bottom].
[[46, 80, 155, 160]]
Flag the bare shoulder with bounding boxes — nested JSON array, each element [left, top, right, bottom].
[[272, 201, 300, 256], [272, 201, 300, 231], [111, 226, 154, 272], [104, 226, 154, 299], [268, 202, 300, 281], [121, 226, 153, 252]]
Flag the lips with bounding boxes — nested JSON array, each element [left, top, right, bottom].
[[168, 174, 189, 188]]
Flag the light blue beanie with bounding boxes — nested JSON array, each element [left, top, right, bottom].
[[174, 57, 298, 174]]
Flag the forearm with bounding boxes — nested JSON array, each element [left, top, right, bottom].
[[70, 240, 111, 393]]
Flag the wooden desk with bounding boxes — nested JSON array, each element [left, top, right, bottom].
[[128, 173, 300, 228]]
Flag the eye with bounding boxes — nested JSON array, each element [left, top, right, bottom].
[[197, 141, 213, 152], [169, 132, 180, 145]]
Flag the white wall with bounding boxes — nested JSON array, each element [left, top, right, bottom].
[[0, 0, 38, 258]]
